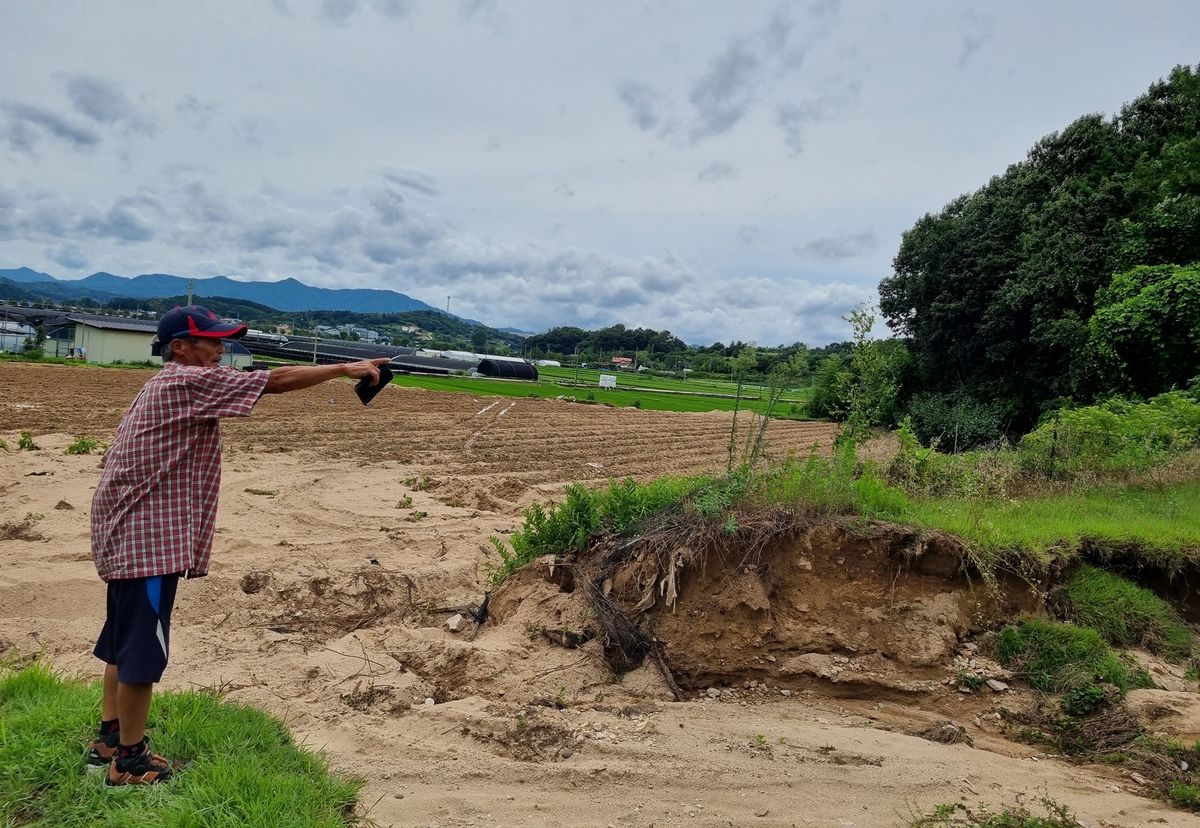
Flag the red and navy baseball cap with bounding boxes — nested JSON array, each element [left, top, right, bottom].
[[151, 305, 247, 355]]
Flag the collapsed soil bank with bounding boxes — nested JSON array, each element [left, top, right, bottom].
[[491, 522, 1044, 698]]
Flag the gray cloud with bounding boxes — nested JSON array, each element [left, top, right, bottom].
[[380, 167, 439, 196], [458, 0, 507, 32], [687, 36, 763, 141], [78, 202, 156, 242], [617, 81, 665, 131], [47, 244, 88, 270], [374, 0, 414, 19], [776, 78, 859, 155], [65, 75, 155, 134], [0, 171, 867, 345], [686, 1, 838, 143], [958, 9, 995, 68], [736, 224, 758, 244], [697, 160, 737, 182], [554, 183, 575, 198], [318, 0, 413, 24], [369, 187, 406, 225], [320, 0, 361, 25], [796, 229, 878, 259], [1, 102, 100, 151], [177, 95, 220, 131]]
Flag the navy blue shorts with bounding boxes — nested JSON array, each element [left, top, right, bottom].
[[93, 574, 180, 684]]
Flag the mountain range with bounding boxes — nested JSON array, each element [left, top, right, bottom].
[[0, 267, 449, 317]]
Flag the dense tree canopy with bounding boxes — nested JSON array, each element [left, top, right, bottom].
[[880, 65, 1200, 430]]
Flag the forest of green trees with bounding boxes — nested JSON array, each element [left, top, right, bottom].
[[878, 64, 1200, 446]]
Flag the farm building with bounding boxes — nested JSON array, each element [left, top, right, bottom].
[[476, 358, 538, 379], [0, 305, 251, 367]]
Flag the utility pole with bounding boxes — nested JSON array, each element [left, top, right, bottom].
[[311, 317, 318, 364], [573, 346, 580, 387], [446, 295, 450, 314], [187, 279, 194, 306]]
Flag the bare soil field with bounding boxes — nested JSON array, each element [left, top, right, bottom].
[[2, 361, 1198, 827]]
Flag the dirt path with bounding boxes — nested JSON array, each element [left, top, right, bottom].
[[1, 362, 1195, 827]]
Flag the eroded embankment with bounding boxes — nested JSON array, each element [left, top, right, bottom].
[[490, 521, 1049, 699]]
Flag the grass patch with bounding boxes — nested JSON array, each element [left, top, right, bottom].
[[1055, 565, 1194, 662], [906, 798, 1083, 827], [388, 372, 811, 418], [0, 658, 362, 827], [993, 618, 1152, 694], [64, 436, 104, 455], [893, 482, 1200, 571], [485, 475, 702, 586]]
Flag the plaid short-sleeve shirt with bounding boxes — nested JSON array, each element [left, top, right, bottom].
[[90, 361, 271, 581]]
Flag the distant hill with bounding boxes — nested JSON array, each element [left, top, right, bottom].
[[0, 268, 442, 315]]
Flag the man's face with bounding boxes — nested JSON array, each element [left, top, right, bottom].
[[171, 336, 226, 368]]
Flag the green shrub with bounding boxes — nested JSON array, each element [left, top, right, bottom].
[[1171, 781, 1200, 809], [64, 436, 103, 455], [17, 431, 37, 451], [806, 355, 847, 420], [886, 417, 1020, 498], [1019, 391, 1200, 479], [994, 618, 1153, 694], [905, 391, 1004, 452], [1056, 565, 1194, 662], [1059, 684, 1106, 716]]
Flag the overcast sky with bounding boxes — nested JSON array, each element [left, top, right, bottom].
[[1, 1, 1196, 344]]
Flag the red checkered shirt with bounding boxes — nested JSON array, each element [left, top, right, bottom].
[[90, 361, 271, 581]]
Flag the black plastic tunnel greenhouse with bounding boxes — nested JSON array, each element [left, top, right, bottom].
[[477, 358, 538, 380]]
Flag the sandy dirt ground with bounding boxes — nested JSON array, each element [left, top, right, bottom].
[[2, 361, 1199, 828]]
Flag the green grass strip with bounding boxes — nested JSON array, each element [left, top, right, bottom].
[[891, 482, 1200, 569], [1056, 566, 1195, 662], [389, 372, 812, 417], [0, 659, 361, 827], [993, 618, 1153, 694]]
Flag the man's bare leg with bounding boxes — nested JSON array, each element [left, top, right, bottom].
[[116, 680, 153, 746], [101, 663, 120, 721]]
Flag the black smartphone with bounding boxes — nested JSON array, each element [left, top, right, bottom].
[[354, 363, 394, 406]]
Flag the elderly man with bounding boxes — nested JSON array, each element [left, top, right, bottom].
[[85, 305, 388, 786]]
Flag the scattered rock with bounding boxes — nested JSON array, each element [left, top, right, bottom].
[[986, 679, 1009, 693], [446, 613, 465, 632], [561, 747, 574, 758], [755, 808, 769, 817], [1129, 772, 1148, 786], [424, 697, 435, 706], [54, 500, 74, 510], [706, 687, 721, 698]]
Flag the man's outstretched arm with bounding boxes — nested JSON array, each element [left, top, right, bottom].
[[263, 357, 391, 395]]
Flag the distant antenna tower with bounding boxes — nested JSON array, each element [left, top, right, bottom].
[[446, 295, 450, 314], [187, 279, 194, 306]]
